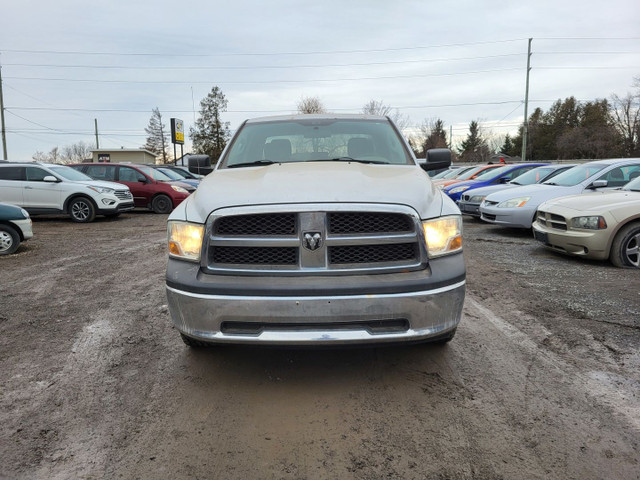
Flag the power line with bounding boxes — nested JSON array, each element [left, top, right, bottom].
[[0, 39, 527, 58], [0, 53, 525, 70], [4, 67, 523, 85]]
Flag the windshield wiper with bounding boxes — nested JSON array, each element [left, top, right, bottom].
[[544, 182, 557, 185], [309, 157, 386, 165], [227, 160, 276, 169]]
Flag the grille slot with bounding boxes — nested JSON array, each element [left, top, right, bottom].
[[211, 246, 298, 265], [221, 319, 410, 335], [215, 213, 296, 235], [329, 212, 413, 234], [329, 243, 417, 264]]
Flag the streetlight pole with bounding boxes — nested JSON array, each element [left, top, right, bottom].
[[0, 61, 8, 160]]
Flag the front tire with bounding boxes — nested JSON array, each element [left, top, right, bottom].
[[152, 194, 173, 214], [69, 197, 96, 223], [610, 221, 640, 268], [0, 224, 20, 255]]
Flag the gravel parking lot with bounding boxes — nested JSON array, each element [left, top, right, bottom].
[[1, 212, 638, 479]]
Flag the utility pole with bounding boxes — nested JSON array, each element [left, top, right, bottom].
[[521, 38, 532, 162], [0, 61, 8, 160], [94, 118, 100, 149]]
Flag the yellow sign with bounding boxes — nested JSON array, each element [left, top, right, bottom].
[[171, 118, 185, 145]]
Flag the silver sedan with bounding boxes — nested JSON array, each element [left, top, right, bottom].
[[479, 159, 640, 229]]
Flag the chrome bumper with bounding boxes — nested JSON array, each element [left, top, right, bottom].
[[166, 281, 465, 345]]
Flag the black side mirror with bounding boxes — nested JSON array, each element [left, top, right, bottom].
[[420, 148, 452, 172]]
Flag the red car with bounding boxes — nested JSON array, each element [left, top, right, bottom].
[[71, 163, 192, 213]]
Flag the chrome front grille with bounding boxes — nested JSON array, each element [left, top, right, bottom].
[[204, 206, 425, 275], [537, 211, 568, 231], [115, 190, 133, 200]]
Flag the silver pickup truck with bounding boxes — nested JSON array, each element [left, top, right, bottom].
[[165, 114, 465, 347]]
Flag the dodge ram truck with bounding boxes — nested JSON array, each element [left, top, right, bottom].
[[166, 114, 465, 346]]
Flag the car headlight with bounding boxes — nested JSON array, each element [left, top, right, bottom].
[[20, 208, 30, 218], [171, 185, 189, 194], [88, 185, 115, 194], [570, 216, 607, 230], [497, 196, 530, 208], [469, 195, 485, 203], [168, 221, 205, 261], [423, 216, 463, 258], [448, 185, 471, 194]]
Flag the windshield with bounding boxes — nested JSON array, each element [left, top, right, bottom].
[[431, 169, 454, 179], [50, 165, 93, 181], [135, 165, 172, 181], [457, 165, 496, 180], [543, 164, 606, 187], [623, 175, 640, 191], [221, 118, 412, 168], [473, 165, 514, 181], [509, 166, 555, 185], [156, 167, 183, 180]]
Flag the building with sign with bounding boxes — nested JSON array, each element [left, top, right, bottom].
[[88, 148, 158, 164]]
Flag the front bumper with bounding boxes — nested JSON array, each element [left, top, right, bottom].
[[166, 254, 465, 345], [532, 222, 611, 260], [11, 218, 33, 241], [457, 200, 481, 216], [479, 203, 536, 228]]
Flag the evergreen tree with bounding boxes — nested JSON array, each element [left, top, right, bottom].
[[458, 120, 490, 162], [144, 107, 168, 163], [190, 87, 231, 163]]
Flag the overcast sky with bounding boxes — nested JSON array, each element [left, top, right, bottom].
[[1, 0, 639, 159]]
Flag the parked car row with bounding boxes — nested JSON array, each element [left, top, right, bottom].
[[0, 160, 201, 255], [455, 158, 640, 268]]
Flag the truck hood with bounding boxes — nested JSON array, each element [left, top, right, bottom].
[[183, 162, 444, 222]]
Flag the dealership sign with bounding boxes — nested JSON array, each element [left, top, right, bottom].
[[171, 118, 184, 145]]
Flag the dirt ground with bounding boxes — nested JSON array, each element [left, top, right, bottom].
[[1, 212, 638, 479]]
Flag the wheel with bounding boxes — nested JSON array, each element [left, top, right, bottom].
[[0, 224, 20, 255], [180, 333, 210, 348], [610, 221, 640, 268], [432, 328, 457, 344], [152, 194, 173, 214], [68, 197, 96, 223]]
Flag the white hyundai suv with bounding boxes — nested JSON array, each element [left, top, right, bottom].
[[0, 162, 134, 223]]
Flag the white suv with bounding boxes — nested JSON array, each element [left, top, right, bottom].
[[0, 162, 134, 223]]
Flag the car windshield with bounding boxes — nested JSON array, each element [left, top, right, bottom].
[[473, 165, 514, 181], [622, 175, 640, 191], [455, 166, 488, 180], [509, 166, 555, 185], [221, 118, 412, 168], [50, 165, 93, 181], [156, 168, 183, 180], [168, 168, 192, 179], [431, 169, 455, 179], [135, 165, 172, 181], [543, 164, 606, 186]]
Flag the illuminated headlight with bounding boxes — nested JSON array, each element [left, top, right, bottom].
[[570, 216, 607, 230], [88, 185, 115, 194], [448, 185, 471, 194], [469, 195, 486, 203], [171, 185, 189, 194], [423, 216, 463, 258], [498, 196, 530, 208], [168, 221, 204, 261]]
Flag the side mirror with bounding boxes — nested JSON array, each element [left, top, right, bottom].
[[420, 148, 452, 172], [499, 177, 509, 184], [589, 179, 608, 189], [43, 175, 58, 183]]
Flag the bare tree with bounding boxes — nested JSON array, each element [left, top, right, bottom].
[[61, 141, 94, 164], [362, 99, 410, 130], [296, 96, 326, 114], [610, 92, 640, 157]]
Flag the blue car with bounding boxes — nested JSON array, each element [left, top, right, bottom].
[[443, 163, 549, 202]]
